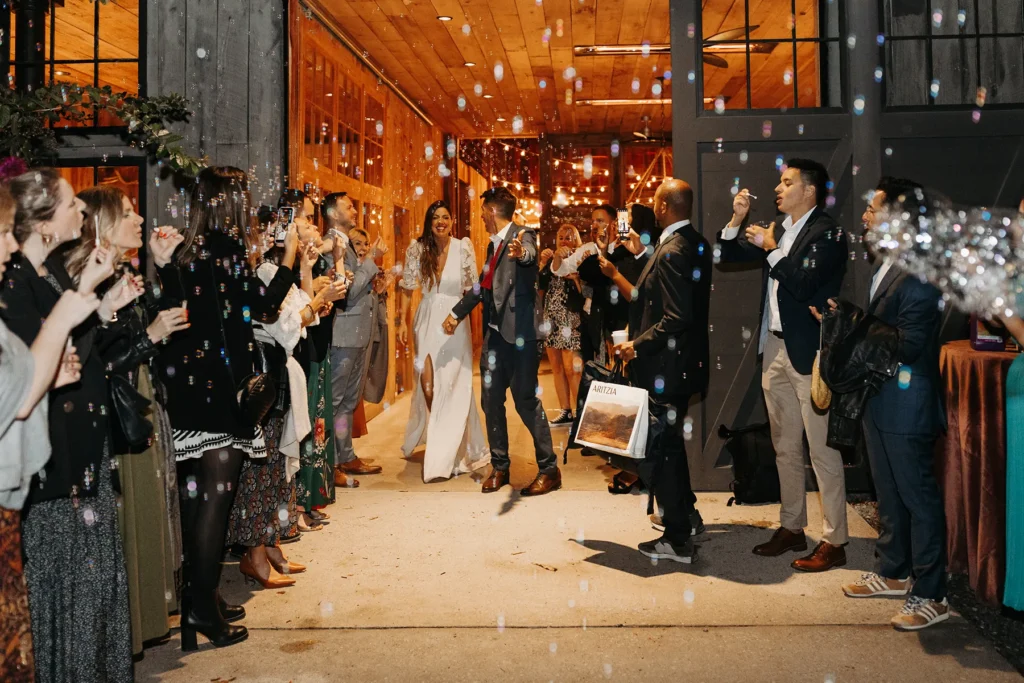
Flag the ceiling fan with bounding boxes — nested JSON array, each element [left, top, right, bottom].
[[703, 25, 776, 68], [632, 114, 670, 143]]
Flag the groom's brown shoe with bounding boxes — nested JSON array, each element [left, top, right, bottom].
[[520, 468, 561, 496], [481, 468, 510, 493]]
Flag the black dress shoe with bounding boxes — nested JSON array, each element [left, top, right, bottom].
[[216, 590, 245, 623]]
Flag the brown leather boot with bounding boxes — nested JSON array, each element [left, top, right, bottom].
[[791, 541, 847, 572], [520, 468, 561, 496], [481, 468, 510, 493], [752, 527, 808, 556]]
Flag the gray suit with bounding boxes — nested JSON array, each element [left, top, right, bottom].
[[451, 225, 556, 473], [330, 242, 380, 465]]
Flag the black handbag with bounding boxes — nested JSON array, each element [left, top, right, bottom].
[[109, 373, 153, 450], [208, 262, 278, 429]]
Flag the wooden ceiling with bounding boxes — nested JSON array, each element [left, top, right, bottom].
[[311, 0, 673, 137]]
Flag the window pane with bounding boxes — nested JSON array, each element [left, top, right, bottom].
[[883, 0, 930, 37], [979, 0, 1024, 34], [98, 60, 137, 95], [55, 166, 96, 194], [886, 38, 930, 105], [932, 38, 978, 104], [97, 165, 140, 207], [51, 0, 97, 62], [795, 40, 822, 107], [750, 41, 796, 109], [702, 49, 749, 110], [52, 63, 94, 127], [702, 0, 747, 41], [981, 36, 1024, 104], [795, 0, 821, 39], [98, 0, 139, 60]]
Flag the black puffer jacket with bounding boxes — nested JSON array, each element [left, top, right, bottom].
[[819, 300, 901, 448]]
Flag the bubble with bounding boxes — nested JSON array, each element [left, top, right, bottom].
[[739, 150, 749, 164], [651, 81, 662, 96], [762, 120, 773, 138], [885, 147, 893, 156], [976, 87, 987, 107], [931, 9, 943, 27], [631, 78, 640, 94], [474, 82, 483, 96], [897, 367, 912, 389], [610, 140, 620, 157], [603, 663, 613, 678], [539, 79, 547, 89], [929, 80, 940, 98], [579, 579, 589, 592], [446, 139, 457, 157], [494, 61, 504, 82], [576, 527, 585, 543], [82, 507, 96, 526], [876, 34, 886, 46], [853, 95, 866, 115], [415, 186, 424, 196], [462, 23, 471, 36], [563, 66, 576, 81], [687, 70, 695, 84], [321, 601, 334, 617], [873, 67, 884, 83], [714, 96, 725, 114], [846, 34, 856, 49], [972, 109, 982, 123], [641, 41, 651, 58], [497, 613, 505, 633], [512, 115, 524, 134], [683, 589, 695, 603], [549, 642, 558, 654], [196, 47, 208, 59], [958, 9, 967, 26], [783, 68, 793, 85]]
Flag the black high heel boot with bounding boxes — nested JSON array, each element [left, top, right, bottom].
[[180, 592, 248, 651], [216, 590, 246, 624]]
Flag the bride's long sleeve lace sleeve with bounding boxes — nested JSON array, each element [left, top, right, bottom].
[[460, 237, 479, 293], [399, 240, 422, 291]]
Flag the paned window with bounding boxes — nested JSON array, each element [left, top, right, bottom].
[[884, 0, 1024, 106], [701, 0, 842, 111]]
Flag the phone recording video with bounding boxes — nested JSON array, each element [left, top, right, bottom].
[[616, 209, 630, 238], [275, 206, 295, 246]]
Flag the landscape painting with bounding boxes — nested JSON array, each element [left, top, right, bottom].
[[576, 397, 640, 453]]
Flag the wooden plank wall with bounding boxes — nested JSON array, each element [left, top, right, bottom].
[[288, 0, 445, 420], [144, 0, 287, 229]]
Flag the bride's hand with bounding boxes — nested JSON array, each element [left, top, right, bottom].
[[397, 321, 409, 346]]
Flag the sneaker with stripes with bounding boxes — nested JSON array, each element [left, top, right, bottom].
[[842, 572, 910, 598], [890, 596, 949, 631]]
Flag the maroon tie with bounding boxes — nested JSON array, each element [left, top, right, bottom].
[[480, 240, 503, 290]]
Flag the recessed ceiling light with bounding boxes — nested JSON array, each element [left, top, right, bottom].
[[437, 15, 452, 21], [483, 94, 494, 99], [55, 70, 69, 76], [464, 62, 476, 67], [496, 117, 506, 121]]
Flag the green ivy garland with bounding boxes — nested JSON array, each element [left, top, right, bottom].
[[0, 82, 207, 176]]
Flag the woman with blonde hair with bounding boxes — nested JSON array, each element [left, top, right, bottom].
[[537, 223, 585, 426], [2, 168, 146, 682], [69, 185, 189, 655]]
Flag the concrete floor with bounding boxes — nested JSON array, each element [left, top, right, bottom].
[[135, 372, 1021, 682]]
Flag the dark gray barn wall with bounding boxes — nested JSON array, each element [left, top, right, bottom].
[[144, 0, 287, 228]]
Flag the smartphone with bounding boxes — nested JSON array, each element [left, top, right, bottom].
[[616, 209, 630, 238], [275, 206, 295, 246]]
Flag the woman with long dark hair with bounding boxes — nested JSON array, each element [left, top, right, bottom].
[[2, 169, 140, 682], [396, 200, 488, 482], [155, 166, 297, 650]]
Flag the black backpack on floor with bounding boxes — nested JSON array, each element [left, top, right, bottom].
[[721, 422, 781, 506]]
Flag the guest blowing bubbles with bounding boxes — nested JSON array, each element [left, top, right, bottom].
[[2, 169, 139, 683], [0, 181, 101, 682]]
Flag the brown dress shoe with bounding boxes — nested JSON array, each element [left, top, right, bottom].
[[481, 468, 510, 493], [338, 457, 382, 475], [752, 527, 808, 556], [520, 468, 561, 496], [792, 541, 847, 572], [333, 469, 359, 488]]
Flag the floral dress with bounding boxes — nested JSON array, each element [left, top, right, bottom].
[[544, 275, 582, 351]]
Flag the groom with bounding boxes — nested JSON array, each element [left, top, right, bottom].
[[443, 186, 561, 496]]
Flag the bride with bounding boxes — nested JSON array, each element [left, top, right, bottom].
[[396, 200, 489, 482]]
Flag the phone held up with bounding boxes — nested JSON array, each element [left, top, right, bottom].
[[275, 206, 295, 246], [616, 209, 630, 239]]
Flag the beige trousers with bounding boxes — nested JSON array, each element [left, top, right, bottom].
[[762, 333, 849, 544]]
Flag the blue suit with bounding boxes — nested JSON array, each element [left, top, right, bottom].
[[862, 264, 947, 600]]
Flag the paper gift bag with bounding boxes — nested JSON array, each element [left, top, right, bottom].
[[573, 381, 650, 459]]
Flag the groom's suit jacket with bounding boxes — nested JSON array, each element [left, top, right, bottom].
[[451, 226, 543, 344]]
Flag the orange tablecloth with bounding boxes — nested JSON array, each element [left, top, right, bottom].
[[938, 340, 1014, 605]]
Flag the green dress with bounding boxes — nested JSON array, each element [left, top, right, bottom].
[[295, 349, 335, 511], [1005, 291, 1024, 609]]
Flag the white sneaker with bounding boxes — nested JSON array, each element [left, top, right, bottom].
[[891, 596, 950, 631], [842, 572, 911, 598]]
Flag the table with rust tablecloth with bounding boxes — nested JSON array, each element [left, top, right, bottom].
[[938, 340, 1015, 606]]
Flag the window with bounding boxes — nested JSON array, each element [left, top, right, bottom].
[[701, 0, 841, 111], [883, 0, 1024, 106], [336, 73, 362, 180], [303, 49, 335, 170], [362, 202, 383, 235], [7, 0, 142, 126], [363, 95, 384, 188]]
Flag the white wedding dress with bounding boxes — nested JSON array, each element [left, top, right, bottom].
[[400, 237, 490, 481]]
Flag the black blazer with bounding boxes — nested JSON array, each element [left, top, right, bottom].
[[628, 223, 712, 400], [155, 229, 293, 438], [716, 208, 848, 375], [1, 254, 114, 503], [451, 227, 542, 344], [864, 266, 944, 436]]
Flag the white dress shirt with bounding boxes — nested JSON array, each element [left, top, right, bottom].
[[870, 258, 894, 302], [658, 219, 690, 244], [721, 208, 815, 333]]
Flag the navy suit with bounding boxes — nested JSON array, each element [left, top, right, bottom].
[[862, 264, 947, 600]]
